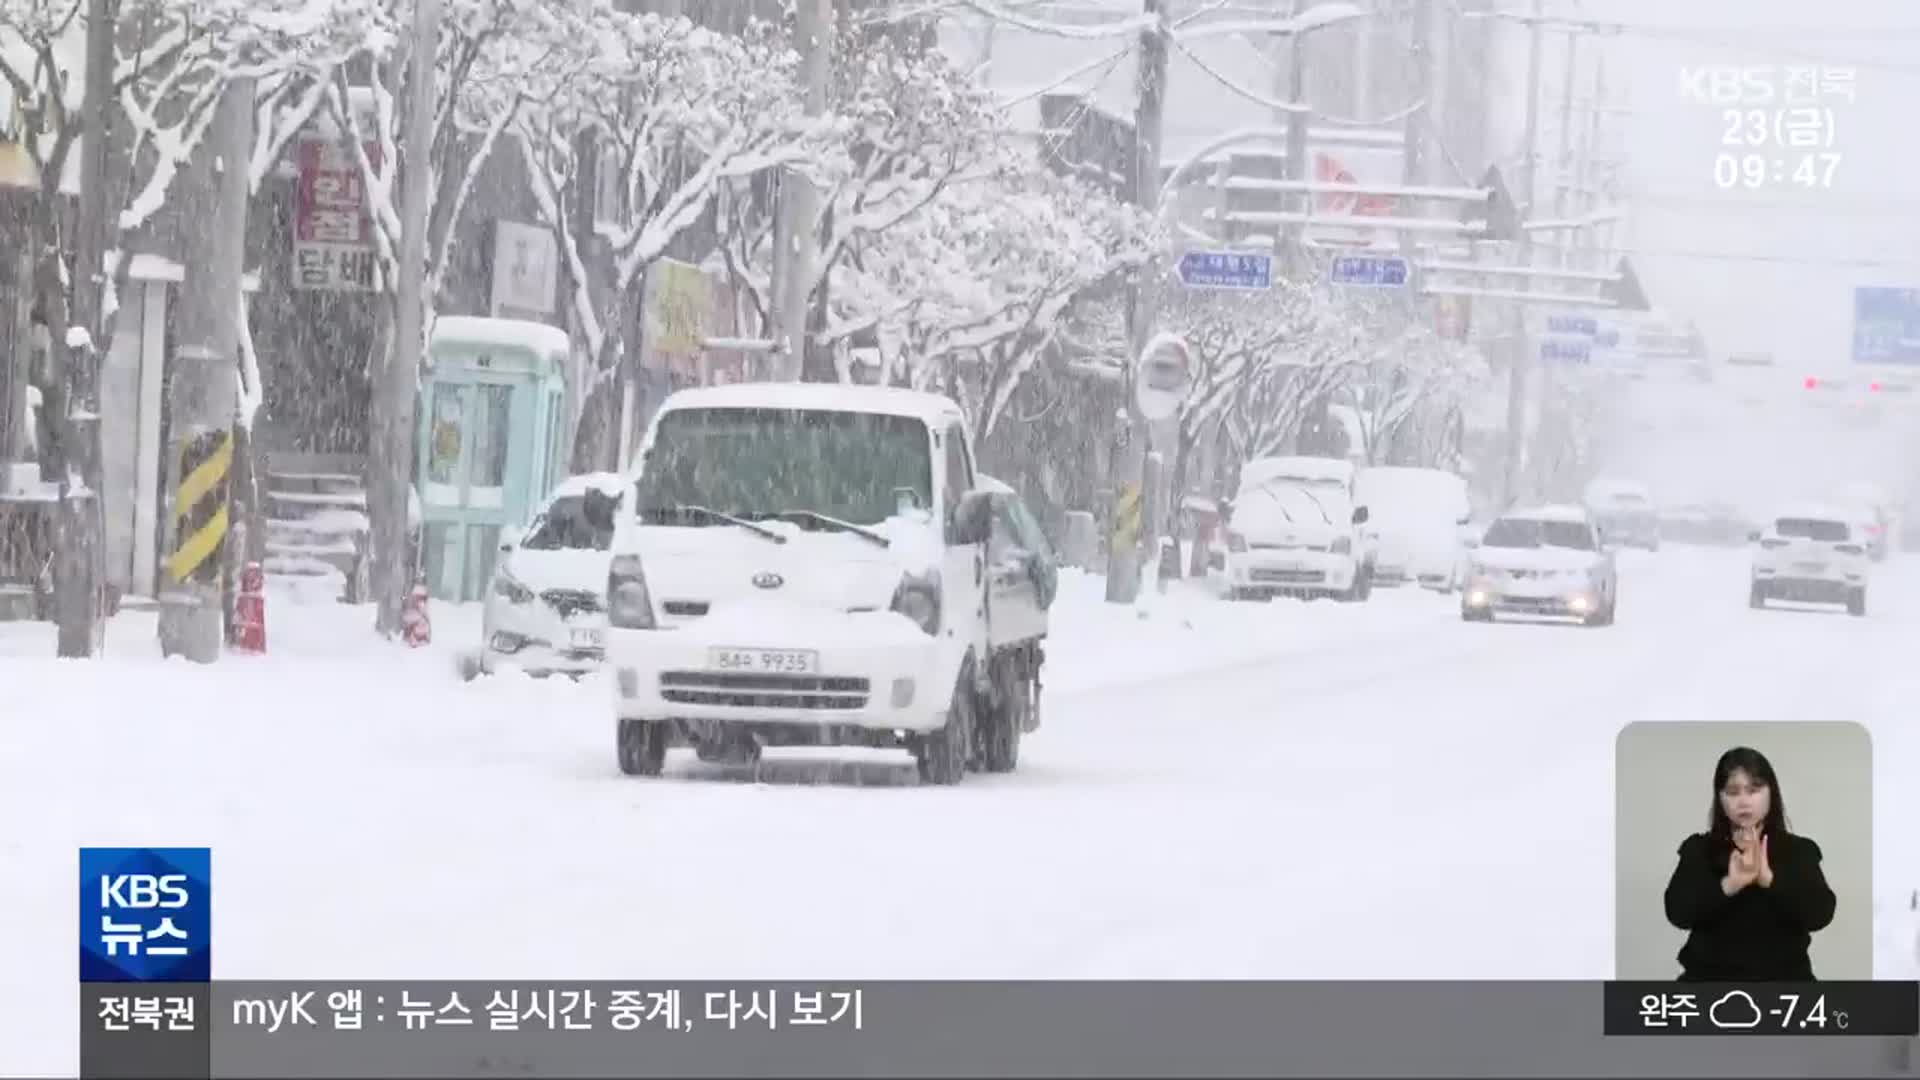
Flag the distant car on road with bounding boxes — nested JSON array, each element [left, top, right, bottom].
[[1584, 477, 1660, 551], [1749, 505, 1869, 616], [1461, 505, 1619, 627], [1354, 465, 1473, 591], [1830, 482, 1895, 562]]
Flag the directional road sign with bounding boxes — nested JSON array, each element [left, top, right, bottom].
[[1852, 287, 1920, 366], [1176, 250, 1273, 290], [1328, 253, 1410, 287]]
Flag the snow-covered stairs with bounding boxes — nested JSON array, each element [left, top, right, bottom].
[[262, 453, 368, 603]]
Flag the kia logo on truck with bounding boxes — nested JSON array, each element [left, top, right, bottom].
[[751, 571, 784, 589]]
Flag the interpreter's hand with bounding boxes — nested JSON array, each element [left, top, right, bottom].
[[1723, 829, 1760, 895], [1756, 832, 1774, 889]]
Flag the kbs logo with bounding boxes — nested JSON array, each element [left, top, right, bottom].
[[1679, 66, 1777, 106], [80, 848, 211, 983], [100, 875, 190, 909]]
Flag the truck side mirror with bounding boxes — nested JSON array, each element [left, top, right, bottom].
[[1351, 505, 1370, 525], [950, 490, 994, 546]]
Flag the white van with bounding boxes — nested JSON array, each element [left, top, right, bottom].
[[603, 383, 1040, 784], [1221, 455, 1374, 601]]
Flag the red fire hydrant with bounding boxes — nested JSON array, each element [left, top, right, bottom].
[[230, 561, 267, 655], [401, 584, 432, 647]]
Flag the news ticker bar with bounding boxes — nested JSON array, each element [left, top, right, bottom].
[[80, 981, 1919, 1079]]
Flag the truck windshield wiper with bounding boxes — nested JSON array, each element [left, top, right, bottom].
[[645, 504, 788, 544], [775, 509, 891, 547], [1290, 485, 1335, 525]]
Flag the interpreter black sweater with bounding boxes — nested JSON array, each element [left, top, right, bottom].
[[1662, 831, 1838, 981]]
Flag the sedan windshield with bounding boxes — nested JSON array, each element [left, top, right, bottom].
[[1481, 517, 1595, 551], [522, 494, 617, 551]]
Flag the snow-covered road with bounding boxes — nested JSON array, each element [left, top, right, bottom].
[[4, 546, 1917, 1073]]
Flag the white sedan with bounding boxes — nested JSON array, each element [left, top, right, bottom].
[[1460, 506, 1619, 627], [480, 474, 626, 677]]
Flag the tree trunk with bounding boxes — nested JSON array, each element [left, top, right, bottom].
[[1164, 420, 1194, 580], [29, 198, 106, 657], [367, 297, 407, 635]]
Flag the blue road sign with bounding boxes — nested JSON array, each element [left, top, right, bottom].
[[1328, 254, 1410, 288], [1852, 287, 1920, 365], [1176, 250, 1273, 290], [1543, 312, 1599, 337], [1540, 338, 1592, 364]]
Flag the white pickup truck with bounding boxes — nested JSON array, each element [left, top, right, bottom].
[[604, 383, 1049, 785]]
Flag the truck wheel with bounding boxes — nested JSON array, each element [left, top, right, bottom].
[[978, 655, 1025, 774], [1338, 564, 1371, 602], [915, 663, 975, 785], [1749, 582, 1768, 609], [1847, 587, 1867, 617], [617, 718, 668, 777]]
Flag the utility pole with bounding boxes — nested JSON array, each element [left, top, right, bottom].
[[371, 0, 440, 638], [158, 79, 254, 662], [53, 0, 115, 657], [1499, 0, 1545, 509], [1553, 33, 1579, 266], [773, 0, 829, 382], [1282, 30, 1309, 265], [1104, 0, 1167, 604], [1580, 56, 1607, 267]]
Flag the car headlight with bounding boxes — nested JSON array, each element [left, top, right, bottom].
[[890, 569, 942, 636], [1330, 536, 1352, 555], [606, 554, 655, 629], [1226, 530, 1248, 553], [493, 568, 534, 605]]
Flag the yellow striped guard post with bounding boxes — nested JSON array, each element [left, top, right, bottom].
[[167, 429, 233, 586], [1110, 483, 1143, 553]]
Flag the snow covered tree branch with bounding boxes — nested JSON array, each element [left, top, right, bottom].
[[323, 0, 565, 335], [513, 8, 826, 376]]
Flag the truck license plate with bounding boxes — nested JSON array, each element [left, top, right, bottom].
[[710, 647, 819, 675], [1792, 561, 1826, 573], [570, 628, 606, 650]]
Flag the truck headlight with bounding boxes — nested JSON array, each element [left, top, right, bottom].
[[1226, 530, 1248, 553], [890, 569, 941, 636], [607, 554, 655, 629], [1330, 536, 1352, 555]]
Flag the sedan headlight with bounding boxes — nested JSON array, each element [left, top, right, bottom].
[[493, 568, 534, 605]]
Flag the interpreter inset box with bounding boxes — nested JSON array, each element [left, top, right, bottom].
[[1614, 721, 1872, 981]]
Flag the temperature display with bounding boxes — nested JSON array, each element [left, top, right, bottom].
[[1603, 981, 1919, 1036]]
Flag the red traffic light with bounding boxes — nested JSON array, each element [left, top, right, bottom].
[[1870, 381, 1883, 392], [1804, 376, 1819, 389]]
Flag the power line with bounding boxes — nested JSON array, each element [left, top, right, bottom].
[[1604, 245, 1920, 269]]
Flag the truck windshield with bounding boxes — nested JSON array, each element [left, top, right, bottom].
[[634, 407, 934, 527]]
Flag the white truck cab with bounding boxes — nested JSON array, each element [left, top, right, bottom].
[[605, 383, 1039, 784]]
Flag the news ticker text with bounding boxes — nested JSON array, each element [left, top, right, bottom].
[[80, 980, 1920, 1079]]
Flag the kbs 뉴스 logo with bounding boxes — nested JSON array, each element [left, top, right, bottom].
[[79, 847, 212, 982]]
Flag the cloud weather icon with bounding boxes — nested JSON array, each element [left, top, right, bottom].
[[1709, 990, 1764, 1029]]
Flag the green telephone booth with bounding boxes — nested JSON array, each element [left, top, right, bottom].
[[415, 316, 573, 603]]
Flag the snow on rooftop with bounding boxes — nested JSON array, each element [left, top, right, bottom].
[[1504, 503, 1592, 523], [546, 472, 628, 503], [431, 316, 570, 357], [657, 383, 967, 426]]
